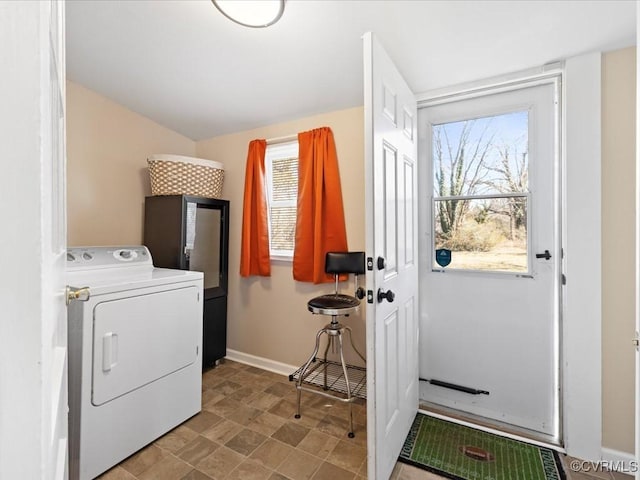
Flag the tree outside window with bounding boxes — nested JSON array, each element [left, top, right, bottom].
[[432, 110, 529, 272]]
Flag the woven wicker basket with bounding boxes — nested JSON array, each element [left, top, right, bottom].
[[147, 154, 224, 198]]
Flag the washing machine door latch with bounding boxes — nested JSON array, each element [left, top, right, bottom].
[[66, 286, 91, 306]]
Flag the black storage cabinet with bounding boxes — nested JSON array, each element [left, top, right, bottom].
[[144, 195, 230, 369]]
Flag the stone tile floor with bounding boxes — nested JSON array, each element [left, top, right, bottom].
[[97, 360, 633, 480]]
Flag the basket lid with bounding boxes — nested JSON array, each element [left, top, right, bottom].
[[147, 154, 223, 170]]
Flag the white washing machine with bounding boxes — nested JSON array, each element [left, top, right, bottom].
[[66, 246, 203, 480]]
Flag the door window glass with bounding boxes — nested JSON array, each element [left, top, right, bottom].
[[432, 111, 529, 272]]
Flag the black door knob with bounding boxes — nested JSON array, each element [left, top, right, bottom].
[[377, 257, 386, 270], [377, 288, 395, 303]]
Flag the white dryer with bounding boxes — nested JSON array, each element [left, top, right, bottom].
[[66, 246, 203, 480]]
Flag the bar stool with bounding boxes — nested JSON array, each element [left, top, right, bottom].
[[294, 251, 366, 438]]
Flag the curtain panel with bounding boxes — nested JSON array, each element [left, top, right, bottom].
[[239, 139, 271, 277], [293, 127, 348, 283]]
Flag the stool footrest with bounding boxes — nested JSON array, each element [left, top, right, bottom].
[[289, 360, 367, 400]]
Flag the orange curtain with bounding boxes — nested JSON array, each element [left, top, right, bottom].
[[240, 139, 271, 277], [293, 127, 348, 283]]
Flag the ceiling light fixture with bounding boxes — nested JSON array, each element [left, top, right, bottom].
[[211, 0, 285, 28]]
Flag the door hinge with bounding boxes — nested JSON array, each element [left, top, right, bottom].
[[633, 332, 639, 349], [562, 274, 566, 285]]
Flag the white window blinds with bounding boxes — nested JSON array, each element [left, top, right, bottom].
[[265, 142, 299, 257]]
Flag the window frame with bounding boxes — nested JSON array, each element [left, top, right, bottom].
[[264, 141, 299, 261]]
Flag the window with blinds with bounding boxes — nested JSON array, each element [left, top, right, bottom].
[[265, 141, 299, 258]]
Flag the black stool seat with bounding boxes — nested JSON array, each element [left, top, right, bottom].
[[307, 293, 360, 316]]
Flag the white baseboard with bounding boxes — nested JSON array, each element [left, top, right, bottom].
[[225, 349, 298, 378], [600, 447, 637, 473]]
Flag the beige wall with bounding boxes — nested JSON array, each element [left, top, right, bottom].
[[196, 107, 366, 368], [66, 81, 196, 245], [601, 46, 636, 454]]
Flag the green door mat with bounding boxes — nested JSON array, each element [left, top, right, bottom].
[[399, 413, 566, 480]]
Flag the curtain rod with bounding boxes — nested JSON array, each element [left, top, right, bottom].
[[266, 134, 297, 145]]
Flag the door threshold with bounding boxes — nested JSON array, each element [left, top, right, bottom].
[[418, 401, 564, 453]]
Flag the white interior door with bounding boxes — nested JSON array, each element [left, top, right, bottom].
[[0, 2, 67, 477], [419, 81, 560, 442], [364, 32, 419, 480], [47, 1, 69, 477], [1, 1, 69, 478]]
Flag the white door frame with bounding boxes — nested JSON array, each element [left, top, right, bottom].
[[635, 6, 640, 478], [562, 53, 602, 461], [415, 54, 603, 461]]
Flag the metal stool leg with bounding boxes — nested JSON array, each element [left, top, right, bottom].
[[322, 331, 332, 390], [344, 326, 366, 363], [336, 331, 355, 438], [295, 328, 326, 419]]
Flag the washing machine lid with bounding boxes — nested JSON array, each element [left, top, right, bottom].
[[68, 267, 203, 296], [66, 246, 203, 295]]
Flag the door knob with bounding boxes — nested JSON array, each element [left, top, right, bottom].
[[535, 250, 552, 260], [66, 286, 90, 306], [377, 288, 395, 303], [377, 257, 386, 270]]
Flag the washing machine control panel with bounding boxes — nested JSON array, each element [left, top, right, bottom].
[[67, 246, 153, 269]]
